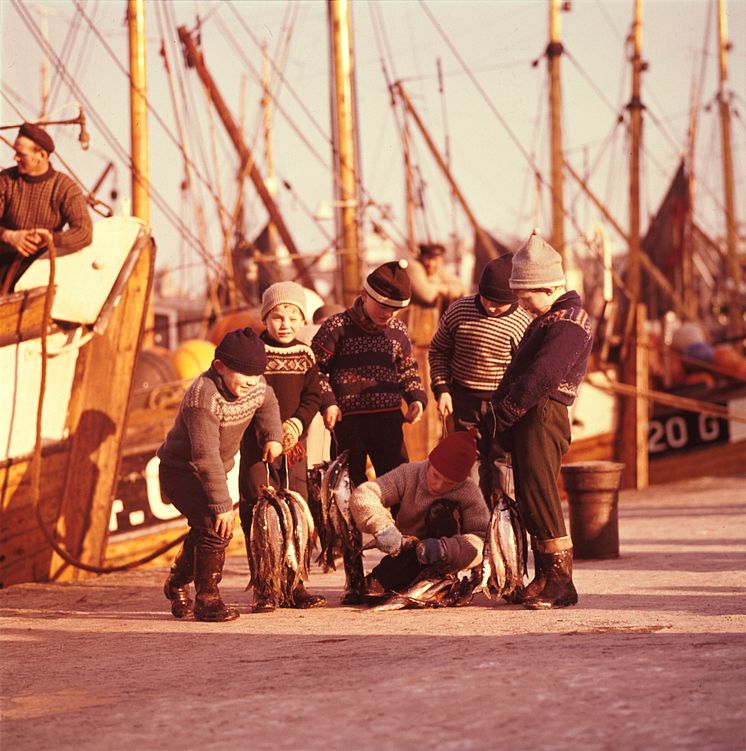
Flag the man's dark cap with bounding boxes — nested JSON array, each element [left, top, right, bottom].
[[418, 243, 446, 259], [18, 122, 55, 154]]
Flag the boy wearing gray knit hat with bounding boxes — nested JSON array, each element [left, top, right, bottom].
[[487, 228, 593, 610], [239, 281, 325, 612]]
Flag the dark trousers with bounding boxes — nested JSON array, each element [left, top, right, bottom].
[[368, 499, 461, 593], [451, 382, 513, 509], [510, 397, 571, 540], [332, 411, 408, 488], [237, 439, 309, 541], [158, 465, 231, 551]]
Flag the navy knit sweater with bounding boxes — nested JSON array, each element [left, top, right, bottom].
[[492, 291, 593, 431], [311, 298, 428, 416]]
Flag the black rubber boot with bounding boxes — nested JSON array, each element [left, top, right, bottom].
[[251, 592, 276, 614], [289, 582, 326, 609], [194, 548, 240, 622], [522, 547, 578, 610], [163, 536, 195, 619]]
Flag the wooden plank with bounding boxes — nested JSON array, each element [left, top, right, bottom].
[[0, 287, 49, 346], [49, 232, 155, 581], [649, 439, 746, 485]]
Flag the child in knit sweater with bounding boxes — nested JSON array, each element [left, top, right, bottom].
[[311, 260, 428, 491], [238, 281, 325, 613], [158, 327, 283, 622], [348, 430, 489, 601], [487, 228, 593, 610], [428, 254, 532, 508]]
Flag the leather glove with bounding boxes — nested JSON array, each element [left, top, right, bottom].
[[281, 418, 303, 453], [416, 538, 444, 565], [375, 525, 403, 556]]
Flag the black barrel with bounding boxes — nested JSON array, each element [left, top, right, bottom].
[[561, 461, 625, 559]]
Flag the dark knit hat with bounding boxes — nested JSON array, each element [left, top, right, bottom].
[[478, 255, 516, 304], [214, 327, 267, 375], [510, 228, 565, 289], [428, 429, 478, 483], [418, 243, 445, 259], [18, 122, 55, 154], [260, 281, 307, 322], [363, 259, 411, 308]]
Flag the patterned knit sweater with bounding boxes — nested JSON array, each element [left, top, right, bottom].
[[429, 295, 533, 397], [259, 332, 321, 430], [157, 367, 283, 514], [0, 166, 92, 255], [492, 291, 593, 431], [311, 298, 428, 415], [349, 460, 489, 572]]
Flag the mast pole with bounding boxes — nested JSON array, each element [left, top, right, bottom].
[[327, 0, 362, 306], [547, 0, 566, 259], [616, 0, 648, 489], [393, 80, 499, 259], [262, 41, 279, 257], [402, 112, 418, 256], [128, 0, 150, 223], [177, 26, 317, 292], [717, 0, 743, 341]]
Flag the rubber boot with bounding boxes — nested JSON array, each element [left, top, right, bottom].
[[194, 547, 240, 622], [251, 591, 276, 614], [163, 536, 195, 619], [513, 538, 546, 604], [522, 538, 578, 610], [289, 582, 326, 609]]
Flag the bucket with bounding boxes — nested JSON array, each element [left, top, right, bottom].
[[561, 461, 624, 559]]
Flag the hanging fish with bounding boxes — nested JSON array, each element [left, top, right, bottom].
[[249, 490, 288, 607], [479, 497, 527, 601], [308, 451, 365, 600]]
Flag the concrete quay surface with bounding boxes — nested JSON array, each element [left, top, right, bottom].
[[1, 474, 744, 751]]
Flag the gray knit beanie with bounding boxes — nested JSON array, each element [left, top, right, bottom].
[[260, 281, 307, 322], [509, 228, 566, 289]]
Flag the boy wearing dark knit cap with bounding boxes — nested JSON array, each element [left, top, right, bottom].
[[158, 327, 283, 622], [428, 254, 532, 508], [487, 228, 593, 610], [238, 281, 325, 613], [311, 259, 428, 494], [348, 429, 489, 602]]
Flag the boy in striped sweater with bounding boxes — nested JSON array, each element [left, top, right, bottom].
[[428, 255, 532, 507], [311, 260, 428, 492]]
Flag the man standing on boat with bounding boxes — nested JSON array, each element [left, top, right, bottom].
[[0, 122, 92, 293], [408, 242, 464, 311]]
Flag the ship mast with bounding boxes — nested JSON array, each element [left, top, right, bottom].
[[616, 0, 649, 489], [327, 0, 363, 305], [716, 0, 743, 342], [547, 0, 566, 259], [128, 0, 150, 224]]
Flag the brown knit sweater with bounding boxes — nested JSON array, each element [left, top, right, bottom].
[[0, 166, 93, 255], [349, 460, 489, 572]]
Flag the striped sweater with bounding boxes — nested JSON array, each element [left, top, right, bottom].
[[428, 295, 533, 397], [311, 299, 427, 416], [492, 291, 593, 431], [157, 367, 282, 514], [0, 166, 92, 255]]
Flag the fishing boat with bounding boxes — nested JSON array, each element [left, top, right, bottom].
[[0, 0, 155, 588]]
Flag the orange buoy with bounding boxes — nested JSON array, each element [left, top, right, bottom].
[[171, 339, 215, 380]]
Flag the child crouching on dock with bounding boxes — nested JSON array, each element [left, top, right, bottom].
[[158, 327, 283, 622]]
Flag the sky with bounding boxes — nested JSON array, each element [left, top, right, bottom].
[[1, 0, 744, 300]]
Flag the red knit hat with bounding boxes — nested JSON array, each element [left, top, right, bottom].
[[428, 429, 477, 483]]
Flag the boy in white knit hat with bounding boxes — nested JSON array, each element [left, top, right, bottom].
[[238, 281, 325, 613], [486, 228, 593, 610]]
